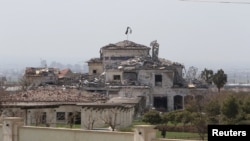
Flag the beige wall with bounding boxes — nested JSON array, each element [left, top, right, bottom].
[[26, 105, 81, 127], [81, 106, 134, 130], [27, 108, 55, 126], [19, 126, 134, 141], [1, 117, 201, 141], [88, 63, 103, 75]]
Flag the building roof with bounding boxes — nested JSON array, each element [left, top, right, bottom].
[[101, 40, 150, 50], [86, 58, 102, 63], [58, 68, 72, 78], [24, 67, 59, 76], [78, 103, 133, 108], [0, 86, 107, 103]]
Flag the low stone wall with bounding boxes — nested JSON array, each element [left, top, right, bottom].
[[19, 126, 134, 141], [1, 117, 158, 141]]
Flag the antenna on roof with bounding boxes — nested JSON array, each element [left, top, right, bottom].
[[125, 26, 132, 40]]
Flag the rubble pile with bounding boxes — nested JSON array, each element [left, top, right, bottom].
[[0, 86, 108, 103], [105, 56, 183, 71], [81, 73, 106, 87]]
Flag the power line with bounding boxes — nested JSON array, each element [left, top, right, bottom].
[[180, 0, 250, 4]]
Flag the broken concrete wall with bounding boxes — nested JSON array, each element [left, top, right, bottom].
[[105, 69, 123, 83], [123, 72, 137, 81], [151, 88, 208, 111], [118, 87, 150, 106], [175, 65, 184, 78], [118, 87, 149, 97], [137, 69, 174, 89], [102, 49, 149, 68]]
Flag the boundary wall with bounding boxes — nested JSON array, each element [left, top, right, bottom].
[[0, 117, 200, 141]]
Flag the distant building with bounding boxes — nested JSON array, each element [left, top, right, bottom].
[[24, 67, 59, 86], [87, 58, 103, 76], [0, 76, 7, 86]]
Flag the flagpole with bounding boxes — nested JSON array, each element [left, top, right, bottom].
[[125, 26, 132, 41]]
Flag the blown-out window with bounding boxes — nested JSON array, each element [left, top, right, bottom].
[[113, 75, 121, 80], [155, 74, 162, 86]]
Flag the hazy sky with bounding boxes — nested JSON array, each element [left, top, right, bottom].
[[1, 0, 250, 71]]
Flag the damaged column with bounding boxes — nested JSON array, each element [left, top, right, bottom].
[[167, 95, 174, 111], [150, 40, 159, 62]]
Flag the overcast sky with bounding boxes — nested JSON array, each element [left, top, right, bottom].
[[1, 0, 250, 71]]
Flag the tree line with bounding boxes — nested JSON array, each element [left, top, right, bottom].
[[200, 68, 227, 92]]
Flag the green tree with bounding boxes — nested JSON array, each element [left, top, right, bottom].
[[242, 97, 250, 114], [185, 95, 205, 113], [192, 113, 207, 141], [167, 110, 181, 126], [205, 100, 221, 124], [200, 68, 214, 84], [162, 111, 176, 125], [221, 95, 239, 124], [163, 110, 193, 127], [180, 110, 193, 126], [212, 69, 227, 92], [174, 111, 184, 126], [142, 110, 162, 124]]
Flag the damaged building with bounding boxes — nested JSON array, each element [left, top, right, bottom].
[[85, 40, 209, 112], [23, 67, 82, 88], [23, 67, 60, 86], [0, 39, 209, 130]]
